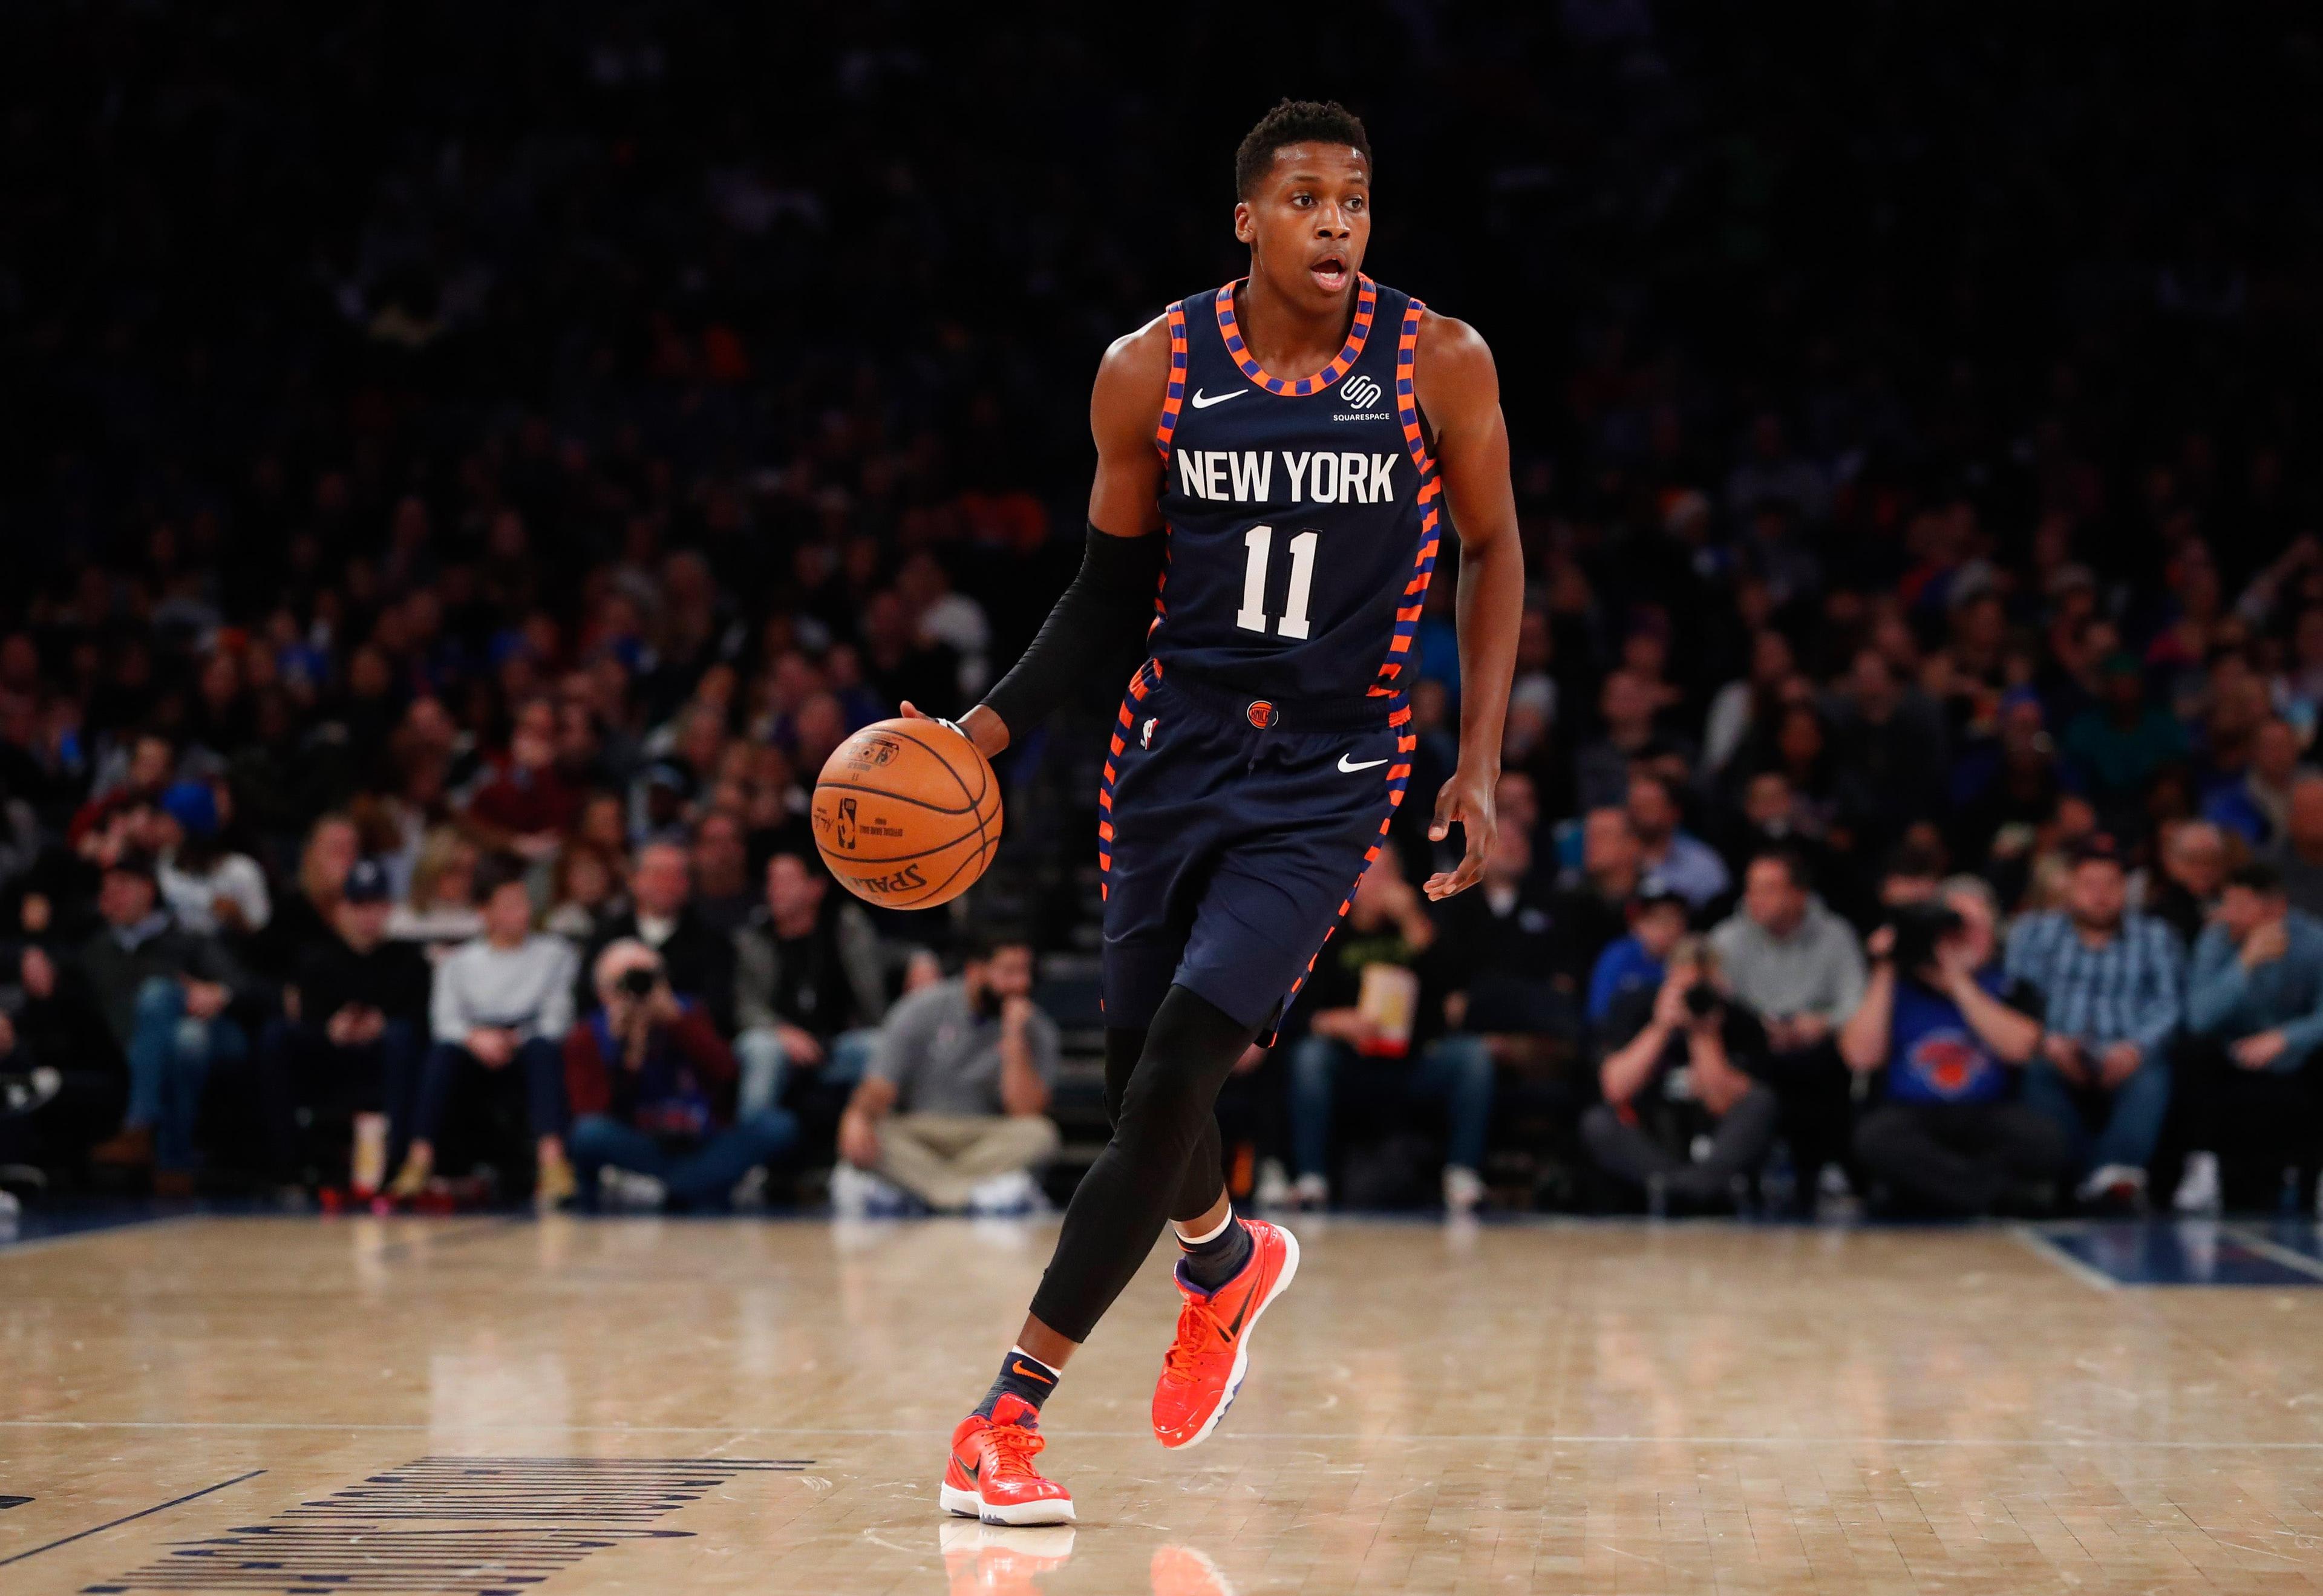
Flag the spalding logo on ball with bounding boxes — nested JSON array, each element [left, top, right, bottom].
[[812, 717, 1002, 909]]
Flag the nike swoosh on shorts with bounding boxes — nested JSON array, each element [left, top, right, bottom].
[[1338, 754, 1388, 773]]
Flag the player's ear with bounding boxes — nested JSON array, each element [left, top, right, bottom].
[[1233, 200, 1255, 244]]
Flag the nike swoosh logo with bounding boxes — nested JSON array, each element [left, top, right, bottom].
[[1189, 388, 1244, 408], [1338, 754, 1388, 773], [1219, 1289, 1256, 1342], [1010, 1360, 1055, 1384]]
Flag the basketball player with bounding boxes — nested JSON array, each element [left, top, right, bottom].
[[909, 100, 1522, 1525]]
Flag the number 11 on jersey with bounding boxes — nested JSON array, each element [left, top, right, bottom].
[[1235, 524, 1318, 640]]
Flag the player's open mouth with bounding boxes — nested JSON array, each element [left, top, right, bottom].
[[1310, 255, 1348, 291]]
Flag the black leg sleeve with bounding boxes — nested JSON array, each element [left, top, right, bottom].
[[1030, 987, 1255, 1343], [1102, 1023, 1224, 1225]]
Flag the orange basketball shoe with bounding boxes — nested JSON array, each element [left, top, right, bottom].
[[941, 1394, 1076, 1525], [1151, 1217, 1300, 1449]]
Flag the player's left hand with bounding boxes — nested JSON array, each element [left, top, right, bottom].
[[1424, 767, 1495, 900]]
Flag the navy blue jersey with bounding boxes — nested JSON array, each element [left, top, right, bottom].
[[1147, 276, 1441, 717]]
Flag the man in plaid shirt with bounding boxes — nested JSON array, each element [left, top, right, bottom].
[[2004, 834, 2184, 1208]]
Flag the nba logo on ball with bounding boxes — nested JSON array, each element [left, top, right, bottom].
[[812, 717, 1002, 910], [1246, 700, 1275, 729]]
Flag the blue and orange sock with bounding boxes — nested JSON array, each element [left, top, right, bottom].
[[973, 1346, 1061, 1421]]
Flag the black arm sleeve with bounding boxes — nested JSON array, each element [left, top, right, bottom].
[[980, 524, 1164, 737]]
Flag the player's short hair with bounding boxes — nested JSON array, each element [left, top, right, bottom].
[[1235, 99, 1372, 198]]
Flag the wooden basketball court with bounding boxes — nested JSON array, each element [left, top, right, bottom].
[[7, 1211, 2323, 1594]]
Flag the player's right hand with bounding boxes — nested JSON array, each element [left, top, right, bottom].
[[900, 700, 1010, 759]]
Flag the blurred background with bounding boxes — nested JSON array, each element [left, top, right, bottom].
[[2, 2, 2320, 1220]]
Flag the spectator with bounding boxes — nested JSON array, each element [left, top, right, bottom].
[[733, 852, 887, 1116], [2145, 819, 2230, 947], [1586, 886, 1691, 1030], [1582, 936, 1779, 1212], [1708, 848, 1867, 1195], [833, 930, 1059, 1216], [1432, 820, 1572, 1048], [1575, 672, 1690, 813], [253, 814, 361, 978], [2174, 862, 2323, 1213], [388, 866, 578, 1205], [542, 842, 620, 944], [2270, 776, 2323, 918], [689, 810, 754, 935], [1547, 807, 1647, 993], [2203, 718, 2308, 849], [256, 860, 429, 1192], [81, 855, 261, 1193], [153, 780, 270, 940], [563, 939, 797, 1210], [1284, 851, 1495, 1214], [462, 697, 580, 862], [2062, 654, 2187, 826], [388, 828, 486, 957], [1843, 877, 2070, 1215], [0, 940, 123, 1186], [581, 839, 737, 1038], [1627, 771, 1731, 911], [2004, 835, 2183, 1208]]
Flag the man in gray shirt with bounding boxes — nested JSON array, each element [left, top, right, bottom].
[[835, 930, 1059, 1215], [1708, 847, 1867, 1198]]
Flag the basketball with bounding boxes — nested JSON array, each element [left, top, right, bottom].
[[811, 717, 1002, 909]]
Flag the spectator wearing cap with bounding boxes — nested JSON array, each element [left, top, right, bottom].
[[255, 860, 430, 1191], [1587, 886, 1691, 1030], [563, 939, 797, 1209], [1707, 846, 1867, 1195], [153, 779, 270, 940], [2173, 862, 2323, 1214], [1627, 771, 1731, 911], [80, 854, 263, 1192], [2004, 834, 2184, 1208], [580, 839, 738, 1039], [1843, 874, 2068, 1215], [390, 863, 579, 1205]]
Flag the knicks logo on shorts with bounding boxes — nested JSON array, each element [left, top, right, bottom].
[[1246, 700, 1276, 729]]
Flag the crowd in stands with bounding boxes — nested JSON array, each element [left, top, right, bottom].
[[5, 4, 2323, 1220]]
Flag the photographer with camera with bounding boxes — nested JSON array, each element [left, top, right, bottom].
[[1581, 937, 1779, 1212], [562, 939, 797, 1210], [1843, 877, 2069, 1215]]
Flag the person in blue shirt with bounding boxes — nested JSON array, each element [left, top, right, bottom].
[[2002, 834, 2183, 1208], [2171, 861, 2323, 1214], [1841, 875, 2068, 1215], [1586, 886, 1691, 1030]]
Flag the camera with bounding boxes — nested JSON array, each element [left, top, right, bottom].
[[618, 966, 660, 998], [1883, 900, 1963, 973], [1683, 981, 1722, 1019]]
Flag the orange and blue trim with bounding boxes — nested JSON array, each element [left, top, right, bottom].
[[1154, 301, 1189, 460], [1096, 658, 1166, 899], [1370, 296, 1441, 698], [1213, 275, 1377, 397]]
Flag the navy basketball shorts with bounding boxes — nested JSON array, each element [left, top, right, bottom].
[[1097, 661, 1415, 1037]]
